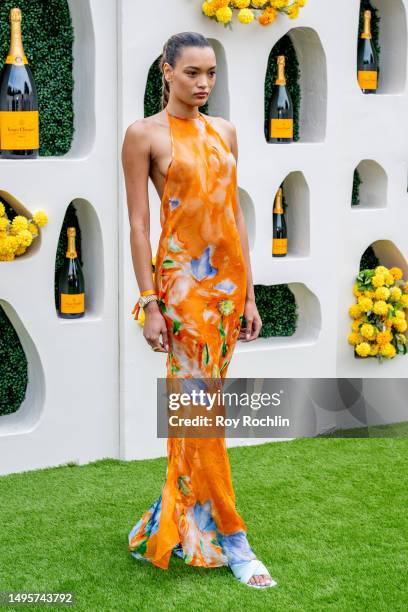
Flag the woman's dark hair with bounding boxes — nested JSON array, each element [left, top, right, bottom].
[[159, 32, 212, 110]]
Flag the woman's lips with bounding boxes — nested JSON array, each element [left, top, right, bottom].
[[194, 93, 208, 97]]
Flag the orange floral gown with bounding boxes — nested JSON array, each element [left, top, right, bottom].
[[128, 108, 257, 569]]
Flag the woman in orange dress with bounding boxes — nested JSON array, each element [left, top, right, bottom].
[[122, 32, 276, 589]]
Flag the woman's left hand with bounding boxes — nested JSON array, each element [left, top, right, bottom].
[[240, 297, 262, 341]]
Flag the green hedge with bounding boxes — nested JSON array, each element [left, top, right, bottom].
[[0, 0, 74, 417], [0, 0, 74, 156]]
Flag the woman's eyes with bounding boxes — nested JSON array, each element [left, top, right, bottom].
[[186, 72, 216, 77]]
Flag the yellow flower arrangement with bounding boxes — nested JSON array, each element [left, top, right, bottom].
[[201, 0, 307, 26], [0, 201, 48, 261], [348, 265, 408, 362]]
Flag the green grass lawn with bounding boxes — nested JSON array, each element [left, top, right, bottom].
[[0, 424, 407, 611]]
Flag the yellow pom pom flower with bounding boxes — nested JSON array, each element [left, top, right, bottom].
[[10, 215, 28, 235], [233, 0, 250, 8], [369, 343, 379, 356], [32, 210, 48, 227], [395, 309, 406, 320], [287, 4, 300, 18], [18, 229, 34, 247], [357, 296, 373, 312], [374, 286, 390, 301], [373, 300, 388, 316], [349, 304, 362, 319], [400, 294, 408, 309], [372, 274, 385, 288], [360, 323, 375, 339], [238, 7, 254, 22], [375, 266, 388, 276], [216, 5, 233, 22], [389, 267, 403, 281], [28, 222, 39, 236], [352, 283, 362, 298], [0, 217, 9, 232], [355, 342, 371, 357], [404, 282, 408, 295], [394, 319, 408, 333], [348, 332, 362, 346], [384, 273, 395, 286], [376, 330, 392, 346], [202, 1, 217, 16], [252, 0, 268, 6], [0, 202, 5, 217], [258, 6, 277, 24], [271, 0, 289, 7], [351, 320, 362, 332], [380, 343, 396, 358], [390, 286, 402, 301]]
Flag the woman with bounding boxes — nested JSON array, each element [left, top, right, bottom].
[[122, 32, 276, 589]]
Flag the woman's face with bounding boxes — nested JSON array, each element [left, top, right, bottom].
[[164, 46, 217, 106]]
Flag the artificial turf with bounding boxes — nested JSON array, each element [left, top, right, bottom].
[[0, 424, 407, 611]]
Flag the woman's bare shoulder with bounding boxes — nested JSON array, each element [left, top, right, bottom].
[[123, 112, 166, 141]]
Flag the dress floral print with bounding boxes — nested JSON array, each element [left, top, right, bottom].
[[128, 108, 256, 569]]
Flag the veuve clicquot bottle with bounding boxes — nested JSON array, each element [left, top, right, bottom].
[[272, 187, 287, 257], [58, 227, 85, 318], [357, 9, 378, 94], [0, 7, 39, 159], [267, 55, 293, 143]]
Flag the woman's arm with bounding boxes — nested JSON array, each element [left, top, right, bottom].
[[121, 121, 168, 351]]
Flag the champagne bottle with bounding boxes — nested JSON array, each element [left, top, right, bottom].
[[357, 9, 378, 94], [58, 227, 85, 318], [0, 7, 39, 158], [267, 55, 293, 143], [272, 187, 287, 257]]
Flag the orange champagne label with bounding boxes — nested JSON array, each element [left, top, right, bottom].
[[270, 118, 293, 139], [358, 70, 377, 89], [0, 110, 39, 149], [272, 238, 287, 255], [60, 293, 85, 314]]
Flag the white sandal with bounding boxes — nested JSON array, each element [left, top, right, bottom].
[[230, 558, 277, 589]]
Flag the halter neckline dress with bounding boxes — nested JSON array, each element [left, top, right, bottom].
[[128, 107, 256, 569]]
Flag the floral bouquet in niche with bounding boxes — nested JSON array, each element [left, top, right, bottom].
[[0, 201, 48, 261], [201, 0, 307, 26], [348, 265, 408, 362]]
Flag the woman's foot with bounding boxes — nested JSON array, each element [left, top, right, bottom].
[[248, 573, 274, 587], [229, 558, 277, 589]]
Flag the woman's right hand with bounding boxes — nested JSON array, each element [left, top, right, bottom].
[[143, 302, 169, 352]]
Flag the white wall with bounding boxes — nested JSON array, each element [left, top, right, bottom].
[[1, 0, 407, 475], [0, 0, 119, 476]]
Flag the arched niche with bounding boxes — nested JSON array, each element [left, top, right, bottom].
[[265, 27, 327, 143], [366, 239, 408, 276], [205, 38, 229, 120], [351, 160, 387, 209], [55, 198, 103, 320], [66, 0, 96, 158], [0, 190, 42, 260], [0, 300, 45, 434], [357, 0, 407, 94], [274, 172, 310, 258], [238, 187, 255, 252], [236, 282, 321, 353]]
